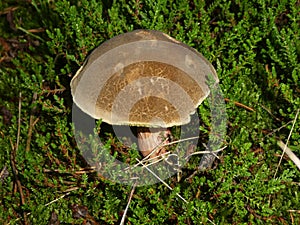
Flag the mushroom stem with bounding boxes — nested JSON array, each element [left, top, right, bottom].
[[137, 127, 171, 159]]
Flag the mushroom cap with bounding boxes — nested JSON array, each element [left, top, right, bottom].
[[71, 30, 218, 127]]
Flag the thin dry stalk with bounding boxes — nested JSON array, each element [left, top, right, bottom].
[[120, 182, 137, 225], [135, 158, 188, 203], [274, 109, 299, 178], [263, 120, 293, 139], [9, 92, 28, 225], [160, 136, 199, 148], [277, 140, 300, 171], [129, 136, 199, 169], [135, 158, 216, 225], [43, 167, 96, 174], [16, 92, 21, 155], [7, 189, 77, 225], [127, 151, 171, 170], [259, 103, 281, 121], [26, 92, 38, 152], [141, 135, 170, 160], [185, 145, 227, 160], [140, 153, 170, 167], [128, 136, 226, 173], [44, 192, 72, 207], [287, 209, 300, 213]]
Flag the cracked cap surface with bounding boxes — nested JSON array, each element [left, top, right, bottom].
[[70, 29, 218, 127]]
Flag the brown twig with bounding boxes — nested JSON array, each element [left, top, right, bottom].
[[27, 28, 45, 33], [0, 6, 19, 15], [224, 98, 255, 112], [10, 92, 28, 225], [42, 87, 66, 97]]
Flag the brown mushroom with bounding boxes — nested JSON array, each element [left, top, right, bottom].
[[70, 29, 218, 161]]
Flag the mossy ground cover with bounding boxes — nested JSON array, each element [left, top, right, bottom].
[[0, 0, 299, 224]]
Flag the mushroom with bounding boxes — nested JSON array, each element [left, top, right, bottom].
[[70, 29, 218, 162]]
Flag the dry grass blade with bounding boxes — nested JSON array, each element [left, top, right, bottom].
[[274, 109, 299, 178], [43, 167, 96, 174], [135, 158, 188, 203], [135, 159, 217, 225], [277, 140, 300, 171], [7, 189, 77, 225], [120, 182, 137, 225], [287, 209, 300, 213], [259, 103, 281, 121], [128, 136, 199, 170], [160, 136, 199, 148], [141, 135, 170, 161], [185, 145, 227, 160]]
